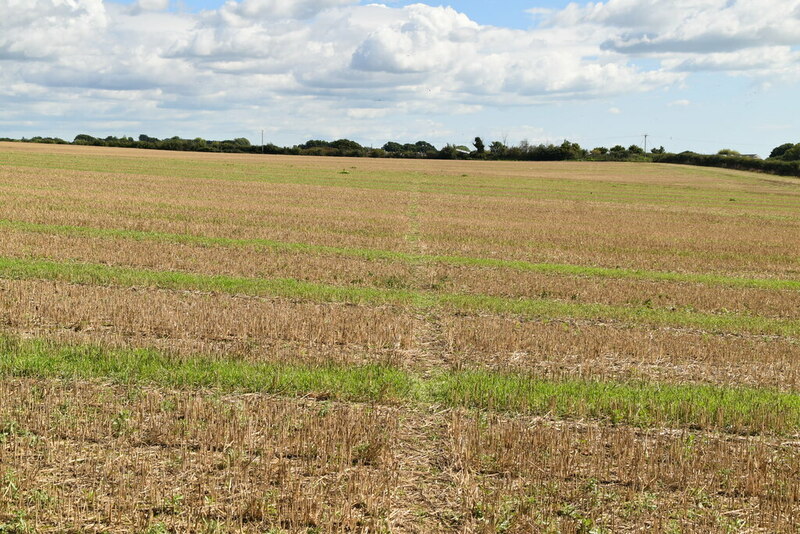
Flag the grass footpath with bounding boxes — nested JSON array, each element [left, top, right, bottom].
[[2, 218, 799, 291], [1, 255, 799, 336], [1, 334, 799, 436]]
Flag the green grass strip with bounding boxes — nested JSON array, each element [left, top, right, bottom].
[[1, 335, 799, 435], [431, 370, 800, 435], [0, 256, 798, 336], [0, 255, 419, 304], [0, 336, 415, 402], [2, 218, 798, 291]]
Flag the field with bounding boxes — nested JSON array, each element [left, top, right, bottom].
[[1, 141, 799, 533]]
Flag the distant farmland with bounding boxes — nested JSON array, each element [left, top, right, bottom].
[[1, 142, 799, 532]]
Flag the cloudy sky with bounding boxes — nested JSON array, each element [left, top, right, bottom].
[[1, 0, 798, 156]]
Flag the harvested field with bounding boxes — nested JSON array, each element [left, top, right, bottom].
[[1, 142, 799, 532], [3, 379, 800, 533]]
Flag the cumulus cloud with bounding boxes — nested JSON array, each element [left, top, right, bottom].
[[351, 6, 478, 73], [218, 0, 357, 21], [130, 0, 170, 13], [549, 0, 800, 54], [0, 0, 107, 59], [0, 0, 797, 144], [664, 46, 800, 72]]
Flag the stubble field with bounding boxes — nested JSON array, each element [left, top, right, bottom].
[[0, 142, 799, 533]]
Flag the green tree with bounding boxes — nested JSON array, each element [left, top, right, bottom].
[[413, 141, 437, 155], [300, 140, 330, 149], [782, 144, 800, 161], [330, 139, 362, 151], [73, 134, 98, 145], [559, 140, 585, 160], [382, 141, 403, 153], [438, 144, 460, 159], [489, 141, 507, 157], [769, 143, 795, 159], [473, 137, 485, 154], [628, 144, 644, 155]]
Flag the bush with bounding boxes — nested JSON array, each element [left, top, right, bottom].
[[654, 152, 800, 178]]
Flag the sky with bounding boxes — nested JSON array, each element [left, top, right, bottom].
[[1, 0, 798, 156]]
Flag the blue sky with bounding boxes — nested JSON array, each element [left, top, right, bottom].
[[2, 0, 798, 156]]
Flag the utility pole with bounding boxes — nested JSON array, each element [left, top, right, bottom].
[[643, 134, 649, 153]]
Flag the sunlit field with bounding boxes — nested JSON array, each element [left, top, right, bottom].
[[1, 142, 799, 532]]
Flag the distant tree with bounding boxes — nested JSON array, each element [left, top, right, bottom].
[[30, 136, 67, 144], [604, 145, 629, 160], [769, 143, 795, 159], [161, 136, 186, 150], [262, 143, 284, 155], [299, 140, 330, 149], [717, 148, 741, 156], [650, 146, 665, 154], [74, 134, 98, 145], [592, 147, 609, 155], [438, 144, 460, 159], [414, 141, 437, 154], [628, 144, 644, 155], [559, 140, 585, 160], [489, 141, 507, 157], [330, 139, 362, 151], [473, 137, 485, 154], [782, 143, 800, 161], [382, 141, 404, 153], [138, 134, 159, 143]]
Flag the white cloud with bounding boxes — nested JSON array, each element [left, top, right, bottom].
[[0, 0, 107, 59], [346, 108, 389, 119], [549, 0, 800, 54], [0, 0, 797, 146], [608, 106, 621, 114], [351, 5, 479, 73], [131, 0, 170, 12], [664, 46, 800, 73], [668, 99, 691, 107], [218, 0, 357, 21]]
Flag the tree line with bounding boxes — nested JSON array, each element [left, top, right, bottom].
[[2, 134, 665, 162], [2, 134, 799, 177]]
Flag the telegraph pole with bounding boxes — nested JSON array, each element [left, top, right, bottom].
[[643, 134, 649, 153]]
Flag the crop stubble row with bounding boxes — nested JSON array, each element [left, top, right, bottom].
[[2, 154, 799, 275], [2, 378, 799, 533], [1, 228, 798, 322], [2, 278, 799, 390]]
